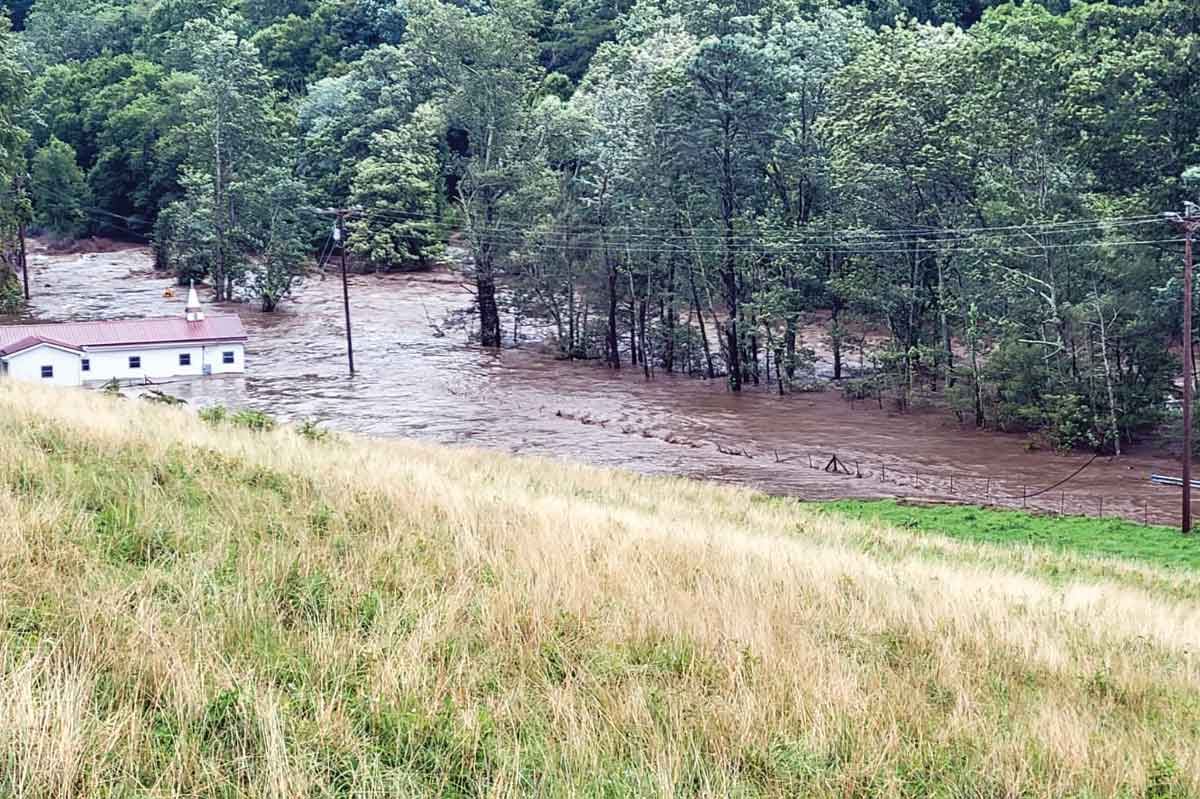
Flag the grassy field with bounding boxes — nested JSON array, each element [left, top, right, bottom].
[[821, 499, 1200, 571], [2, 383, 1200, 797]]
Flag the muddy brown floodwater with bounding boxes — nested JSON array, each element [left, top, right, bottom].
[[5, 242, 1194, 527]]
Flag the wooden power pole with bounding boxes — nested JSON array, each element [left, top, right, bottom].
[[1167, 204, 1200, 533]]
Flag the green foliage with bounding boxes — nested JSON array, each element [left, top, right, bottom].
[[296, 418, 331, 442], [5, 0, 1200, 450], [348, 112, 445, 270], [198, 404, 229, 424], [30, 137, 89, 238], [230, 409, 277, 432], [0, 270, 21, 312], [198, 404, 278, 432], [22, 0, 141, 66], [154, 15, 309, 307]]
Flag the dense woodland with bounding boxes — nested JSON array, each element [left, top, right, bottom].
[[0, 0, 1198, 450]]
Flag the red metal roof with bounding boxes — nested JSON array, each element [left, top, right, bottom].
[[0, 334, 82, 357], [0, 315, 247, 353]]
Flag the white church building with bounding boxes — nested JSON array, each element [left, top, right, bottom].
[[0, 286, 247, 387]]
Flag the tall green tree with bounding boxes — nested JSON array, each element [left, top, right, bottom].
[[30, 137, 89, 238], [155, 15, 294, 302], [0, 14, 30, 305], [348, 106, 445, 270], [405, 0, 545, 347]]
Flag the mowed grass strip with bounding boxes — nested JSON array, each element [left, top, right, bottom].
[[1, 383, 1199, 797], [821, 499, 1200, 571]]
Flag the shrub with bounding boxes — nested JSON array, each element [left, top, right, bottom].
[[198, 405, 228, 425], [297, 419, 331, 442], [230, 410, 277, 432]]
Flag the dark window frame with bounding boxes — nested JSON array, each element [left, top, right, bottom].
[[179, 353, 192, 367], [81, 358, 90, 372], [222, 351, 235, 365], [128, 356, 141, 369], [40, 365, 54, 379]]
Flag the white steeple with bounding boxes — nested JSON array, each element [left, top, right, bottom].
[[185, 281, 205, 322]]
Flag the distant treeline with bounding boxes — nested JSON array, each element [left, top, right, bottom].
[[0, 0, 1198, 450]]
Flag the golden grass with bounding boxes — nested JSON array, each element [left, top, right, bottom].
[[0, 381, 1198, 797]]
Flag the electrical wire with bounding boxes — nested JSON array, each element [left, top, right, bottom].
[[310, 205, 1175, 255], [302, 203, 1168, 245]]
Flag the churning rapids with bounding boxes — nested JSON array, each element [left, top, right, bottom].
[[5, 242, 1191, 526]]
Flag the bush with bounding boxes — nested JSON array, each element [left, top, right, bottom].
[[1043, 394, 1106, 452], [0, 272, 22, 313], [198, 405, 228, 425], [230, 410, 277, 432], [297, 419, 332, 442], [198, 405, 277, 432]]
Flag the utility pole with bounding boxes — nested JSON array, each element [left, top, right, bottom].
[[335, 211, 355, 375], [1167, 203, 1200, 533]]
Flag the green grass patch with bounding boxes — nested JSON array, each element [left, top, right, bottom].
[[819, 500, 1200, 571]]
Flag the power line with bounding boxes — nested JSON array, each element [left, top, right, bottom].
[[328, 212, 1184, 257], [311, 205, 1174, 255], [303, 203, 1166, 245]]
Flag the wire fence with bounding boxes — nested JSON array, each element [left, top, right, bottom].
[[767, 447, 1175, 528]]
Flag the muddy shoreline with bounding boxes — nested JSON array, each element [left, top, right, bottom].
[[3, 241, 1193, 529]]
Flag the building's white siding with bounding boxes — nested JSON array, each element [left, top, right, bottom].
[[2, 345, 83, 386], [82, 343, 246, 383], [3, 342, 245, 386], [203, 343, 245, 376]]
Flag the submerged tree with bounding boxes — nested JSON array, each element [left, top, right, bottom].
[[155, 15, 302, 307], [405, 0, 545, 347]]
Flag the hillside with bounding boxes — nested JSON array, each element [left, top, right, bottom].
[[1, 383, 1199, 797]]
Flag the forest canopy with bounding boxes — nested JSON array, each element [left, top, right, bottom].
[[0, 0, 1198, 450]]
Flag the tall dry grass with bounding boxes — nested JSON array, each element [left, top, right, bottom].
[[0, 381, 1198, 797]]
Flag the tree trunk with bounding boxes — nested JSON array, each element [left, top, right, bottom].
[[938, 256, 953, 387], [1094, 295, 1122, 455], [629, 293, 639, 366], [663, 255, 676, 373], [477, 260, 501, 348], [606, 259, 620, 369], [784, 316, 798, 382], [689, 265, 715, 379], [830, 302, 843, 381]]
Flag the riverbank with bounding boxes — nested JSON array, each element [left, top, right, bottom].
[[3, 241, 1193, 528], [2, 382, 1199, 796]]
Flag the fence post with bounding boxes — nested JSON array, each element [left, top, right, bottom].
[[808, 454, 813, 469], [949, 474, 954, 493], [915, 470, 919, 489], [1145, 500, 1150, 526], [986, 477, 991, 503], [881, 463, 886, 482], [1022, 485, 1027, 508], [1099, 497, 1103, 518], [1060, 491, 1065, 515]]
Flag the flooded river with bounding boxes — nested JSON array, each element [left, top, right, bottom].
[[6, 242, 1194, 527]]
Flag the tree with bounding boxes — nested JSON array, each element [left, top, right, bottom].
[[155, 15, 296, 304], [251, 7, 341, 92], [405, 0, 545, 347], [22, 0, 142, 66], [679, 26, 783, 389], [0, 14, 30, 306], [348, 107, 445, 270], [244, 167, 308, 310], [30, 137, 89, 238]]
